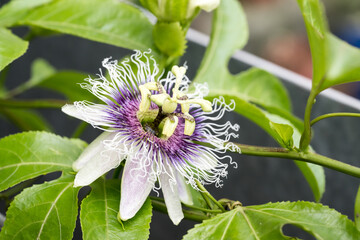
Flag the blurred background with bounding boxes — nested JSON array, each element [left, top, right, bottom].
[[192, 0, 360, 97]]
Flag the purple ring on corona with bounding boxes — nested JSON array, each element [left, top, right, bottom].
[[62, 50, 240, 225]]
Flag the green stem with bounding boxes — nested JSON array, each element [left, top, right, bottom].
[[0, 66, 10, 98], [299, 89, 317, 150], [150, 196, 222, 214], [195, 180, 226, 212], [71, 121, 88, 138], [150, 198, 209, 222], [0, 98, 67, 109], [0, 65, 10, 87], [196, 185, 214, 210], [182, 203, 223, 213], [300, 76, 327, 150], [355, 185, 360, 231], [236, 143, 360, 178], [311, 113, 360, 126]]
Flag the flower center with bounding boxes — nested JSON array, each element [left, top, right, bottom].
[[137, 65, 213, 138], [137, 108, 169, 138]]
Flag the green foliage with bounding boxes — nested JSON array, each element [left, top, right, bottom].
[[81, 178, 152, 240], [0, 28, 28, 71], [19, 0, 156, 51], [20, 58, 95, 101], [0, 109, 52, 131], [7, 58, 56, 96], [0, 0, 53, 27], [0, 131, 86, 192], [153, 22, 187, 57], [0, 175, 79, 240], [297, 0, 360, 93], [38, 71, 95, 102], [355, 185, 360, 231], [193, 0, 324, 201], [184, 201, 360, 240]]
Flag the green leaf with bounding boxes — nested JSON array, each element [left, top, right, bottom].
[[321, 34, 360, 91], [0, 175, 79, 240], [194, 0, 248, 84], [355, 185, 360, 231], [153, 22, 186, 57], [297, 0, 360, 92], [12, 58, 95, 101], [269, 122, 294, 149], [193, 0, 325, 201], [38, 71, 95, 101], [296, 0, 327, 88], [0, 0, 53, 27], [81, 178, 152, 240], [0, 131, 86, 192], [293, 160, 324, 202], [0, 28, 28, 71], [0, 108, 52, 131], [20, 0, 156, 51], [28, 58, 56, 86], [184, 201, 360, 240], [8, 58, 56, 96]]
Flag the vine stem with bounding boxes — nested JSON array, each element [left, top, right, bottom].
[[150, 196, 222, 214], [236, 143, 360, 178], [300, 76, 326, 151], [311, 113, 360, 126], [0, 98, 67, 109], [150, 198, 209, 222], [299, 89, 317, 150], [71, 122, 88, 138], [195, 180, 226, 212]]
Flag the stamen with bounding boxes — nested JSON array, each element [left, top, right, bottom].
[[137, 64, 214, 138]]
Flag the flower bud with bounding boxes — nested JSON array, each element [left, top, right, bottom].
[[140, 0, 220, 22], [140, 0, 189, 22]]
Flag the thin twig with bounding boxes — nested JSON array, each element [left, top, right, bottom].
[[195, 180, 226, 212]]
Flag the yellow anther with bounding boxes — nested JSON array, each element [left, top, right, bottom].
[[162, 116, 179, 138], [138, 65, 212, 138], [178, 99, 212, 112], [184, 119, 196, 136]]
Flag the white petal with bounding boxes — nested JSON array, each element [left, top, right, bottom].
[[74, 149, 121, 187], [175, 171, 193, 205], [192, 0, 220, 11], [63, 102, 118, 129], [187, 0, 220, 18], [62, 104, 86, 121], [119, 158, 155, 221], [73, 132, 117, 171], [160, 171, 184, 225]]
